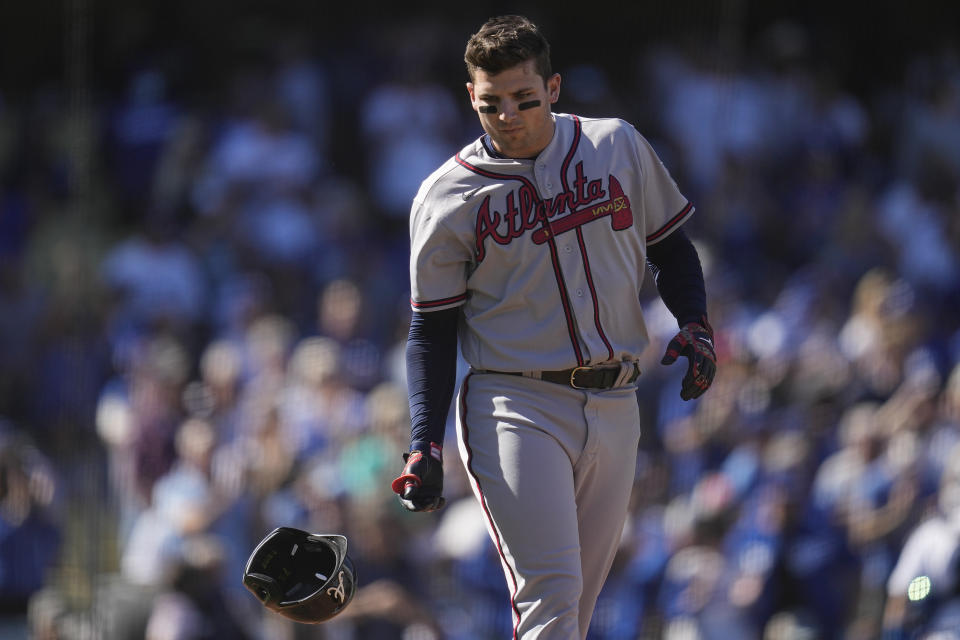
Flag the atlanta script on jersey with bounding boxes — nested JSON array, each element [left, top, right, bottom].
[[409, 113, 693, 373]]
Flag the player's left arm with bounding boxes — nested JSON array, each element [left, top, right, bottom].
[[629, 126, 716, 400], [647, 228, 717, 400]]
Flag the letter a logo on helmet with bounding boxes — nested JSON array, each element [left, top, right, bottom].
[[242, 527, 357, 623]]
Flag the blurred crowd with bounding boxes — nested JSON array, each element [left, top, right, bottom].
[[1, 7, 959, 640]]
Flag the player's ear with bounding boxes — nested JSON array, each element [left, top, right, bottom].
[[547, 74, 561, 105], [466, 82, 477, 110]]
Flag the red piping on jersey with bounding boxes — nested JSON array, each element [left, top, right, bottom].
[[454, 153, 585, 366], [575, 226, 615, 360], [559, 116, 582, 193], [411, 293, 468, 309], [458, 373, 522, 640], [647, 201, 694, 243]]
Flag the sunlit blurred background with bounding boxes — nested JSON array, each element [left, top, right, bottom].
[[0, 1, 959, 639]]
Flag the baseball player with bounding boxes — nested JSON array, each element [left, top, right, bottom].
[[391, 15, 717, 639]]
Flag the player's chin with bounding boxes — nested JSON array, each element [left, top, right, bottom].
[[493, 128, 522, 141]]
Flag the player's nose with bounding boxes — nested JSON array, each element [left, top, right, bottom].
[[498, 101, 518, 121]]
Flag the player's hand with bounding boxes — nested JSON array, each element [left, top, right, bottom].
[[661, 316, 717, 400], [391, 443, 445, 512]]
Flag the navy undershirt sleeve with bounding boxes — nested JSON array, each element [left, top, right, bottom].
[[646, 227, 707, 326], [406, 307, 459, 452]]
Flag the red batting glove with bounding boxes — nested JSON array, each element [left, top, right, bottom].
[[391, 443, 446, 512], [661, 316, 717, 400]]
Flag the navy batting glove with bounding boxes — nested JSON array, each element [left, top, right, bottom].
[[661, 316, 717, 400], [391, 443, 445, 512]]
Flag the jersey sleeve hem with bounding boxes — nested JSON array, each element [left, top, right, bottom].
[[646, 201, 694, 245], [410, 293, 467, 312]]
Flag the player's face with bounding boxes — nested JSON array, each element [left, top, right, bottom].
[[467, 59, 561, 159]]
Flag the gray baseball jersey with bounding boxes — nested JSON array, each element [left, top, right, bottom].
[[409, 112, 693, 371]]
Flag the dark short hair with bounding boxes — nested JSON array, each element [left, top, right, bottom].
[[464, 15, 552, 84]]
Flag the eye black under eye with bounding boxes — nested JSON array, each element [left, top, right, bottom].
[[479, 105, 497, 114], [518, 100, 541, 111]]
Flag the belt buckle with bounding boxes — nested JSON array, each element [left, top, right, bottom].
[[569, 366, 592, 389]]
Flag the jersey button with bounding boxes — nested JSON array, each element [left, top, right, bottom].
[[576, 288, 584, 296], [564, 245, 572, 253]]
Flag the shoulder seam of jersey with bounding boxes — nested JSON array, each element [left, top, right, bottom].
[[413, 138, 485, 207]]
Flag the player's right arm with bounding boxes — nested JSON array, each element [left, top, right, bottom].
[[391, 307, 458, 512], [406, 308, 459, 454], [392, 176, 473, 512]]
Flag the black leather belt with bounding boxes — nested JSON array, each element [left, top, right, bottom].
[[481, 363, 640, 390]]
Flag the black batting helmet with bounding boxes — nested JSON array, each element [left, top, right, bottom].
[[242, 527, 357, 623]]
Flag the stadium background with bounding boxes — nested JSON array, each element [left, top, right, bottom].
[[0, 1, 959, 638]]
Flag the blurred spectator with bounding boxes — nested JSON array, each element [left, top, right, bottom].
[[876, 169, 960, 302], [279, 335, 367, 461], [143, 534, 254, 640], [120, 417, 219, 587], [106, 68, 182, 211], [0, 429, 61, 623], [896, 62, 960, 187], [272, 31, 333, 157], [883, 445, 960, 638], [314, 278, 385, 390], [0, 258, 46, 423], [192, 94, 321, 214], [337, 381, 410, 499], [96, 332, 191, 542], [101, 211, 206, 342], [359, 23, 463, 224]]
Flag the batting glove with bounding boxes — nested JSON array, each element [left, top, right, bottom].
[[391, 443, 445, 512], [661, 316, 717, 400]]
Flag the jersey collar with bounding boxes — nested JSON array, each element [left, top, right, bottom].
[[478, 113, 562, 162]]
